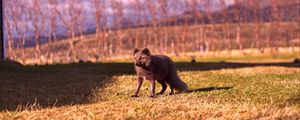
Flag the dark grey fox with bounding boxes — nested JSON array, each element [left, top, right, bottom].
[[132, 48, 188, 98]]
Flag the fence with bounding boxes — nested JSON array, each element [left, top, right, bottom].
[[3, 0, 300, 64]]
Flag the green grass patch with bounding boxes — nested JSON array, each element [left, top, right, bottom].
[[171, 52, 300, 62]]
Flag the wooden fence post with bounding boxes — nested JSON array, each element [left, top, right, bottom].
[[0, 0, 4, 61]]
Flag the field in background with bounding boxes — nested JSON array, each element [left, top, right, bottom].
[[1, 55, 299, 119], [10, 22, 300, 65], [15, 47, 300, 65], [5, 0, 299, 65]]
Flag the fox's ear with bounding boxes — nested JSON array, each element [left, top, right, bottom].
[[133, 48, 140, 55], [142, 48, 151, 56]]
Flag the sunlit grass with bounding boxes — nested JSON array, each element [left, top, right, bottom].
[[0, 59, 299, 119]]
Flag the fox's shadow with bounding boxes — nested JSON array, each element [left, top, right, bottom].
[[185, 86, 233, 93]]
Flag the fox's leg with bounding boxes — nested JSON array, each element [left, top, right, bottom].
[[166, 81, 174, 95], [149, 79, 156, 98], [169, 84, 174, 95], [132, 76, 143, 97], [156, 81, 167, 95]]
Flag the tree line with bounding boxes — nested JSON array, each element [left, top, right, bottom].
[[4, 0, 300, 64]]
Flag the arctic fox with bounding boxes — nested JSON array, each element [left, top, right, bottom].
[[132, 48, 188, 98]]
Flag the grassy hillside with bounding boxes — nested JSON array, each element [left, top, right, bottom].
[[0, 57, 300, 119]]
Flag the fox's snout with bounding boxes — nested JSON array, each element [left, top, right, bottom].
[[135, 62, 143, 67]]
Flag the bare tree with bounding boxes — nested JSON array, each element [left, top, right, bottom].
[[92, 0, 105, 58], [28, 0, 46, 62], [12, 5, 29, 62], [187, 0, 202, 53], [176, 0, 189, 55], [231, 0, 243, 54], [55, 0, 84, 62], [146, 0, 160, 52], [203, 0, 216, 55], [3, 3, 16, 60], [157, 0, 169, 52], [248, 0, 262, 54], [269, 0, 280, 54], [47, 0, 59, 43], [44, 0, 59, 62], [220, 0, 232, 55], [111, 0, 125, 55], [133, 0, 144, 49]]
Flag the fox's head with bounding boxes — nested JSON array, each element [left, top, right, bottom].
[[133, 48, 151, 69]]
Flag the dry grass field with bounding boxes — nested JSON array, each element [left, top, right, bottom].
[[0, 54, 300, 119]]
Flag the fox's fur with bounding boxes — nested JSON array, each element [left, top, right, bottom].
[[132, 48, 188, 97]]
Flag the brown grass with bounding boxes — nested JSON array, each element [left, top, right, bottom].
[[1, 100, 299, 120]]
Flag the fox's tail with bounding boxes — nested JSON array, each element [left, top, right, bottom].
[[173, 78, 188, 92]]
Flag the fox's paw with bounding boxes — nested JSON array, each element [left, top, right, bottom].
[[156, 92, 163, 95], [169, 92, 174, 95], [131, 95, 139, 98], [149, 95, 156, 98]]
